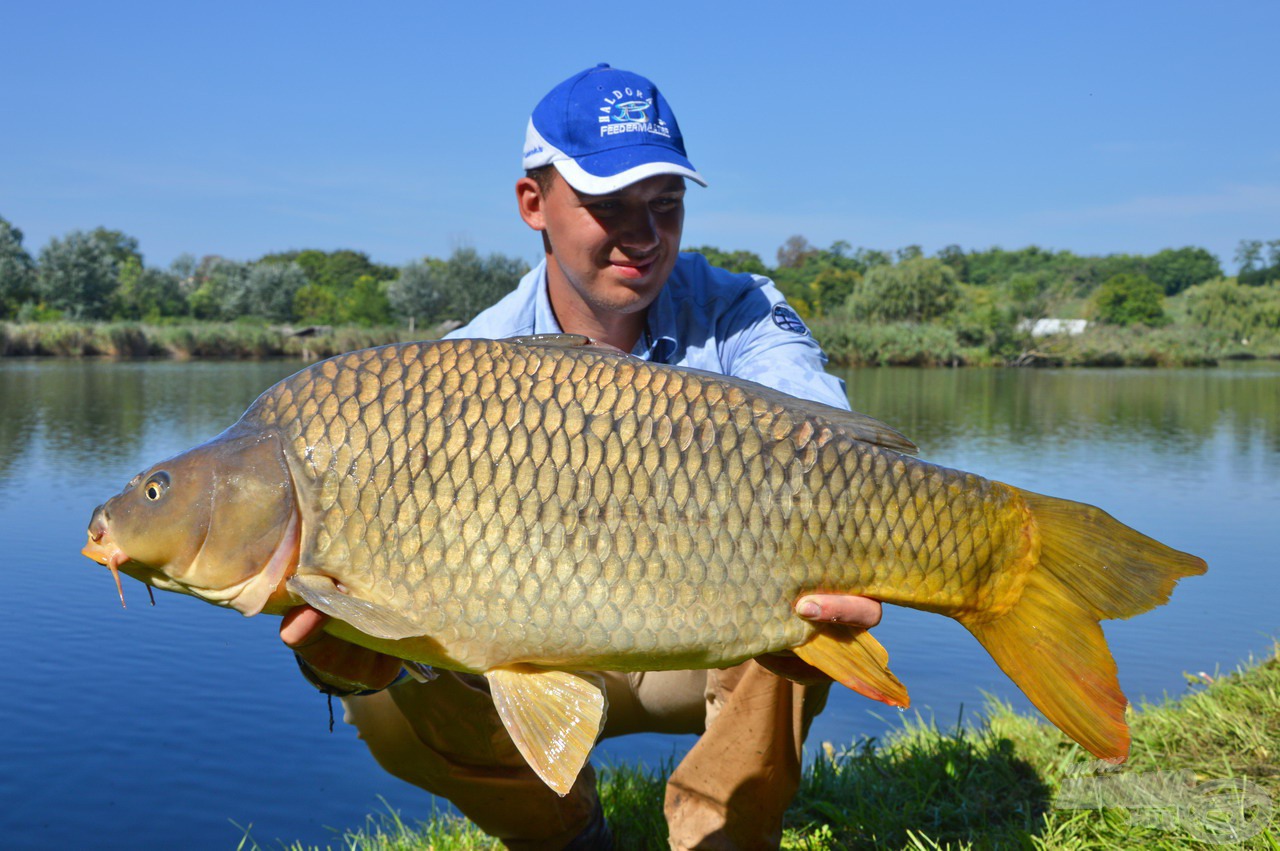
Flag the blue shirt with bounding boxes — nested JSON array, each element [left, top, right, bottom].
[[446, 252, 850, 411]]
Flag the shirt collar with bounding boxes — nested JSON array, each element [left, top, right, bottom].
[[637, 282, 678, 363], [531, 262, 563, 335], [532, 259, 679, 363]]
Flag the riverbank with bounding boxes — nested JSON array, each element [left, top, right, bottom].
[[5, 320, 1278, 366], [0, 321, 428, 360], [808, 318, 1280, 367], [251, 648, 1277, 850]]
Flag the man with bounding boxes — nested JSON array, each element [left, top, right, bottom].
[[282, 64, 883, 849]]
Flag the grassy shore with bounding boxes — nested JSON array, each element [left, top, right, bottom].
[[0, 321, 420, 360], [807, 318, 1280, 368], [248, 648, 1278, 850]]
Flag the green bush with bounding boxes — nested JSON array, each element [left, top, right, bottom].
[[1090, 274, 1167, 326], [845, 258, 960, 323], [1184, 279, 1280, 341], [810, 319, 980, 366]]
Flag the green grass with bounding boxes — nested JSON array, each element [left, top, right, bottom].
[[246, 648, 1279, 850]]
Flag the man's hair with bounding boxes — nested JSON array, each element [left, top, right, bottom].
[[526, 166, 556, 194]]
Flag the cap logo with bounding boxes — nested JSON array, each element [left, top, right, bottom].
[[598, 87, 671, 139], [611, 99, 651, 122]]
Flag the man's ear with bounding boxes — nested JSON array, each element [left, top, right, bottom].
[[516, 177, 546, 231]]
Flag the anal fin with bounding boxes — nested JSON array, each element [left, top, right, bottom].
[[485, 667, 607, 796], [793, 627, 910, 708]]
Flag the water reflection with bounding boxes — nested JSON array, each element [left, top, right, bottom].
[[834, 363, 1280, 462], [0, 360, 304, 483], [5, 361, 1276, 484]]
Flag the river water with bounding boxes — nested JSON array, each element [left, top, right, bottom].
[[1, 358, 1276, 849]]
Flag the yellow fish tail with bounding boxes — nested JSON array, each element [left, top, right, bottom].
[[963, 488, 1207, 762]]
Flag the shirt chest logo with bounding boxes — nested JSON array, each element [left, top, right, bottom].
[[772, 304, 810, 336]]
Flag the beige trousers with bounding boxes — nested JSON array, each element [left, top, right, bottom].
[[343, 661, 829, 850]]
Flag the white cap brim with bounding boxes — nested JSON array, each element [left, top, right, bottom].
[[523, 119, 706, 194]]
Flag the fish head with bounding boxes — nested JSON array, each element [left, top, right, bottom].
[[82, 428, 300, 616]]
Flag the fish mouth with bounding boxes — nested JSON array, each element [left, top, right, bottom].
[[81, 533, 133, 607]]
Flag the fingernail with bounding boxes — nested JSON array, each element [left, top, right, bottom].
[[797, 599, 820, 618]]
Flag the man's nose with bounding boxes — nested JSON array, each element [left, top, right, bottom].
[[615, 206, 659, 250]]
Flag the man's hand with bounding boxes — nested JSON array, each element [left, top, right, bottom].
[[281, 605, 403, 693], [756, 594, 883, 685]]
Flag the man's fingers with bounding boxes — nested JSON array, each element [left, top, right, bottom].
[[280, 605, 329, 648], [281, 605, 403, 692], [795, 594, 882, 629]]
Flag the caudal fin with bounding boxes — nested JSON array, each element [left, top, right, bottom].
[[963, 488, 1206, 763]]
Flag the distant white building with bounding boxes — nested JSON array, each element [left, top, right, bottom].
[[1018, 318, 1089, 337]]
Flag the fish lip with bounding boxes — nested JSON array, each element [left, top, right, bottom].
[[81, 535, 124, 567], [81, 530, 137, 608]]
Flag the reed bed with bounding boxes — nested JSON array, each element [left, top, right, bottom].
[[0, 322, 438, 360]]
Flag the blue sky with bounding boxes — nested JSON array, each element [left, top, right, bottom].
[[3, 1, 1276, 272]]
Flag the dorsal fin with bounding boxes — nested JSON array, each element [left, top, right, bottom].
[[503, 333, 630, 356], [501, 334, 917, 454], [794, 399, 917, 454]]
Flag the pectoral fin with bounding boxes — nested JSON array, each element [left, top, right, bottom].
[[485, 666, 607, 796], [286, 574, 425, 640], [793, 627, 910, 708]]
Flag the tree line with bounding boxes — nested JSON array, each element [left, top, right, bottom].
[[692, 236, 1280, 354], [0, 215, 530, 329], [3, 213, 1279, 346]]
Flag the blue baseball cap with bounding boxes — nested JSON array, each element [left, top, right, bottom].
[[523, 63, 706, 194]]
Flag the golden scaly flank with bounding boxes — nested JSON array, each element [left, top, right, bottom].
[[250, 339, 1031, 674]]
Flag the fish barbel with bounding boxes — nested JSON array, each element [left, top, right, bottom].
[[82, 335, 1205, 794]]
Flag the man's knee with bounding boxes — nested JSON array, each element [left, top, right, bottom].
[[342, 677, 601, 848]]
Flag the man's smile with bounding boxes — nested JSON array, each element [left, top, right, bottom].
[[610, 257, 658, 279]]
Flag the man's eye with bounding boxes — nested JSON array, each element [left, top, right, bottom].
[[652, 198, 682, 212]]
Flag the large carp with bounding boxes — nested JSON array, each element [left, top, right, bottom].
[[82, 335, 1205, 794]]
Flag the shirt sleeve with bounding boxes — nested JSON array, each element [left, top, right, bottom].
[[717, 275, 851, 412]]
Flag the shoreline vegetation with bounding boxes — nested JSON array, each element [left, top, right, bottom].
[[0, 320, 448, 362], [3, 318, 1278, 367], [247, 648, 1278, 850], [4, 217, 1280, 368]]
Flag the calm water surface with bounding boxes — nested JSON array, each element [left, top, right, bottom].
[[2, 359, 1277, 849]]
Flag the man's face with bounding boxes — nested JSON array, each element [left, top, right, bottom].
[[518, 170, 686, 321]]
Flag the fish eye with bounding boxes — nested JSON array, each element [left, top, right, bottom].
[[144, 471, 171, 501]]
